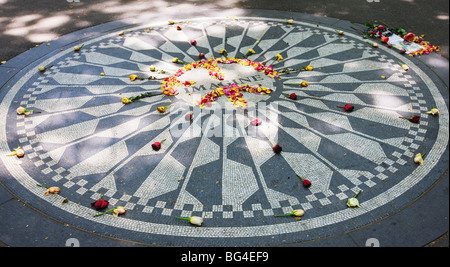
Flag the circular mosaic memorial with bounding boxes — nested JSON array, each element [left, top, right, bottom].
[[0, 15, 448, 246]]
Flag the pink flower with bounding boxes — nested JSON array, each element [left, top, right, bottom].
[[251, 119, 262, 126]]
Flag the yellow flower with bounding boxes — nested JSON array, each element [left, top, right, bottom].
[[157, 104, 173, 113], [275, 54, 283, 61], [122, 97, 132, 104], [73, 44, 84, 51], [287, 19, 294, 24], [220, 49, 228, 56], [398, 62, 409, 71], [149, 65, 156, 71], [248, 49, 255, 54], [414, 153, 425, 166], [304, 65, 314, 71], [129, 74, 140, 81], [301, 81, 309, 87], [100, 72, 105, 76], [44, 186, 61, 195]]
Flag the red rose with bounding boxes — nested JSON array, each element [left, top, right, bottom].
[[297, 175, 311, 188], [190, 40, 197, 46], [302, 179, 312, 188], [91, 198, 109, 210], [408, 115, 421, 123], [251, 119, 262, 126], [289, 93, 297, 100], [152, 139, 166, 151], [199, 53, 206, 59], [381, 36, 389, 43], [400, 115, 420, 123], [185, 113, 193, 121], [344, 104, 354, 112], [152, 142, 162, 151], [272, 144, 282, 154], [337, 104, 355, 112], [404, 32, 415, 41]]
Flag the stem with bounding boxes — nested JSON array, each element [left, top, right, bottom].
[[160, 139, 166, 144], [353, 190, 362, 199], [274, 214, 291, 217], [296, 174, 304, 181], [175, 216, 191, 221], [37, 184, 50, 189], [94, 208, 115, 217]]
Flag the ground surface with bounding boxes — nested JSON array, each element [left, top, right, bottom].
[[0, 1, 448, 247]]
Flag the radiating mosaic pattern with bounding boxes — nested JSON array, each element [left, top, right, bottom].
[[0, 17, 448, 241]]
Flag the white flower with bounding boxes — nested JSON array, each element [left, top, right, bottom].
[[347, 197, 360, 208], [16, 106, 28, 115], [293, 209, 305, 217], [427, 107, 439, 116], [190, 216, 203, 226], [398, 61, 409, 71], [275, 209, 305, 217], [347, 190, 362, 208], [175, 216, 203, 226]]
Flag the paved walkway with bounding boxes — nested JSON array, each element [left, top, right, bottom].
[[0, 3, 448, 247]]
